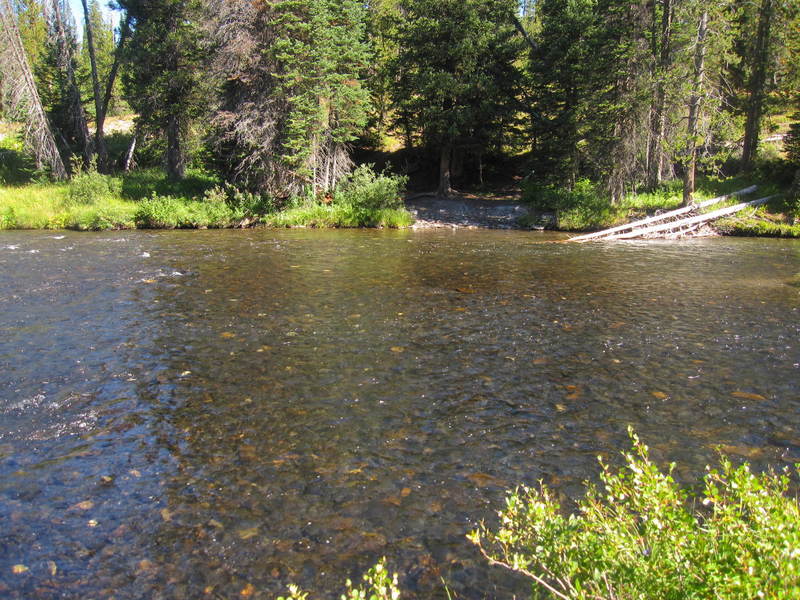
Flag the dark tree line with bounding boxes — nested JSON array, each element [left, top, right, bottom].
[[2, 0, 798, 201]]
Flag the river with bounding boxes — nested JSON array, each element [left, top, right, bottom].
[[1, 230, 798, 598]]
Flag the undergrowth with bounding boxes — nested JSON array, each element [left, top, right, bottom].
[[266, 166, 412, 228], [520, 174, 797, 235]]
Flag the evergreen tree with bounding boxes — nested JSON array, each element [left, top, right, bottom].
[[118, 0, 211, 179], [14, 0, 47, 69], [391, 0, 522, 195], [210, 0, 372, 195], [527, 0, 652, 201], [36, 0, 93, 164], [728, 0, 798, 170]]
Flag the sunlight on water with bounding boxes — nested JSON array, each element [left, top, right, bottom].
[[0, 230, 798, 598]]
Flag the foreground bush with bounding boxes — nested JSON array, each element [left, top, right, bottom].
[[469, 429, 800, 600], [278, 559, 400, 600]]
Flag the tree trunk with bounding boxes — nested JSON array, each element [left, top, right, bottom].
[[123, 133, 137, 172], [0, 0, 67, 179], [166, 116, 185, 180], [683, 10, 708, 207], [790, 167, 800, 212], [438, 143, 453, 197], [647, 0, 672, 190], [741, 0, 774, 171], [51, 0, 93, 166], [100, 14, 130, 132], [80, 0, 108, 170]]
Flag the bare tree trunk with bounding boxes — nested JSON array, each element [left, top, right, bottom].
[[741, 0, 773, 171], [100, 14, 130, 133], [647, 0, 672, 190], [166, 115, 185, 180], [123, 133, 137, 172], [683, 10, 708, 207], [438, 143, 453, 197], [0, 0, 67, 179], [51, 0, 93, 165], [80, 0, 108, 170]]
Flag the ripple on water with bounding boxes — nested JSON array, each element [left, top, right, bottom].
[[0, 230, 798, 599]]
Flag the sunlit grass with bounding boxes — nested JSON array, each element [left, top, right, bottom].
[[266, 202, 413, 228]]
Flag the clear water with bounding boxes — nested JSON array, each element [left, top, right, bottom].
[[0, 230, 798, 599]]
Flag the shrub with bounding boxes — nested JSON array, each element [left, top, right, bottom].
[[0, 206, 16, 229], [522, 179, 619, 230], [66, 167, 122, 206], [203, 184, 277, 220], [278, 559, 400, 600], [134, 194, 189, 229], [469, 429, 800, 600], [266, 166, 411, 228], [334, 165, 407, 212]]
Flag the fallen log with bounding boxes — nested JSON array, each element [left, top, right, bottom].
[[606, 194, 778, 240], [569, 185, 757, 242]]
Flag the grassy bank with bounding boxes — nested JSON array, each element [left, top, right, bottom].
[[0, 136, 412, 231], [520, 174, 800, 237]]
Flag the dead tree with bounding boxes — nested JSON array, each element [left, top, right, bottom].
[[0, 0, 67, 179], [50, 0, 93, 166]]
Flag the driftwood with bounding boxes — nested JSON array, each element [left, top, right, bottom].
[[570, 186, 759, 242], [606, 194, 777, 240]]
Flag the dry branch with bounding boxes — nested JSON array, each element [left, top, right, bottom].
[[569, 186, 758, 242], [0, 0, 67, 179]]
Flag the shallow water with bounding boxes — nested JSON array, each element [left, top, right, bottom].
[[0, 229, 798, 599]]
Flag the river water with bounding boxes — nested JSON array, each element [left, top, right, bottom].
[[0, 230, 798, 599]]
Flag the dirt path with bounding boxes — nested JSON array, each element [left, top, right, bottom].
[[405, 192, 531, 229]]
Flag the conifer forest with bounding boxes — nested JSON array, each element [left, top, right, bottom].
[[0, 0, 798, 227]]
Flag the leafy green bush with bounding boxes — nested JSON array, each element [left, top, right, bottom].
[[66, 167, 122, 206], [278, 559, 400, 600], [522, 179, 619, 230], [334, 164, 408, 213], [266, 167, 411, 228], [470, 429, 800, 600], [202, 184, 277, 220]]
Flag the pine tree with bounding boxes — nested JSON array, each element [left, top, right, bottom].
[[729, 0, 798, 170], [391, 0, 522, 196], [36, 0, 93, 164], [118, 0, 211, 180], [210, 0, 372, 196]]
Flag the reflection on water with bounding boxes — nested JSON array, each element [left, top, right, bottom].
[[0, 230, 798, 599]]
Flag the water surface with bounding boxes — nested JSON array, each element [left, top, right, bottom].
[[1, 230, 798, 599]]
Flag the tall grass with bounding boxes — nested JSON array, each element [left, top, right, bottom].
[[1, 138, 413, 230]]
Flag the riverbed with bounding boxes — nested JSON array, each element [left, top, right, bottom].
[[1, 230, 798, 598]]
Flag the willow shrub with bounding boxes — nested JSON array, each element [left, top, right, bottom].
[[469, 429, 800, 600]]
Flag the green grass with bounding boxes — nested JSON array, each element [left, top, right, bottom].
[[266, 202, 413, 228], [520, 173, 798, 236], [0, 136, 414, 230]]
